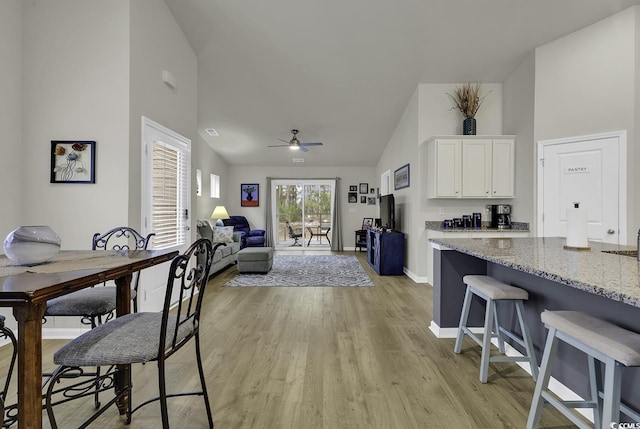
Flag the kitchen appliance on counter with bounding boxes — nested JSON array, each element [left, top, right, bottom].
[[490, 204, 512, 229]]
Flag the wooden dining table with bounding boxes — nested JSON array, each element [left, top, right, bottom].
[[0, 248, 178, 429]]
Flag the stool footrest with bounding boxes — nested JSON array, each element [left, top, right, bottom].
[[489, 355, 532, 363], [541, 391, 594, 429], [461, 327, 497, 349]]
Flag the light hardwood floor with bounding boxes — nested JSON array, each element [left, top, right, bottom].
[[1, 251, 576, 428]]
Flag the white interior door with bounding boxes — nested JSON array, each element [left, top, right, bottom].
[[538, 131, 626, 244]]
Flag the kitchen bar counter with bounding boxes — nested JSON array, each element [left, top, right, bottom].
[[428, 236, 640, 416], [429, 236, 640, 307]]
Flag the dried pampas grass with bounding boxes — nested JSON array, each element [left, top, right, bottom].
[[447, 83, 490, 119]]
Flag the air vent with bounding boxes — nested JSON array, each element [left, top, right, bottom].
[[205, 128, 219, 136], [292, 158, 305, 163]]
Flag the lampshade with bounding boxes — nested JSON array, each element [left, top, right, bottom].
[[211, 206, 230, 226]]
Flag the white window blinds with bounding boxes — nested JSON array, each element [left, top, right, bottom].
[[151, 141, 188, 249]]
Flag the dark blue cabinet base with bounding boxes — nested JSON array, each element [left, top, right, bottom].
[[366, 230, 404, 275]]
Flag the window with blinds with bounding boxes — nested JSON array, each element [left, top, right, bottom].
[[151, 141, 188, 249]]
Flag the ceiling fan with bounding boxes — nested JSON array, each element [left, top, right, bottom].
[[268, 129, 323, 153]]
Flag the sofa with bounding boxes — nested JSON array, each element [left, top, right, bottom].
[[222, 215, 266, 248], [196, 220, 242, 274]]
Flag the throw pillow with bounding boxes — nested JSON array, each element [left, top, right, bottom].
[[212, 226, 234, 243]]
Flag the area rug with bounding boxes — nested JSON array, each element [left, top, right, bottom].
[[224, 254, 374, 287]]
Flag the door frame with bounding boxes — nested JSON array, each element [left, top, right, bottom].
[[536, 130, 627, 244], [271, 179, 336, 249]]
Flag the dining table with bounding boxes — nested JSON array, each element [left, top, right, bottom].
[[0, 248, 178, 429]]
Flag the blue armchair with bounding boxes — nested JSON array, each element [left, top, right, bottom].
[[223, 215, 266, 247]]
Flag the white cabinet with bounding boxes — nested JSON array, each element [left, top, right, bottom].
[[426, 136, 515, 199]]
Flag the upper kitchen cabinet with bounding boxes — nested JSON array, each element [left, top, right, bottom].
[[426, 136, 515, 199]]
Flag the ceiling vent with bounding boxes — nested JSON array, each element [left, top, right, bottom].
[[205, 128, 219, 136], [292, 158, 305, 163]]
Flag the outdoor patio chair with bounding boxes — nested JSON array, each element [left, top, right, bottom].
[[286, 222, 303, 246]]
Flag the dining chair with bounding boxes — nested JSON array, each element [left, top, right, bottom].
[[44, 239, 217, 428], [0, 315, 17, 426], [43, 226, 153, 408]]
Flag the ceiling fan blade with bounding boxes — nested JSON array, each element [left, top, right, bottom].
[[268, 144, 291, 148], [301, 142, 323, 147], [277, 138, 290, 143], [299, 145, 309, 153]]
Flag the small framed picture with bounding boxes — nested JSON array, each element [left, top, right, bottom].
[[241, 183, 259, 207], [360, 196, 367, 203], [50, 141, 96, 184], [367, 197, 376, 205], [394, 163, 410, 190], [370, 188, 375, 194], [348, 192, 357, 203], [349, 185, 358, 192], [362, 218, 373, 229], [359, 183, 369, 194]]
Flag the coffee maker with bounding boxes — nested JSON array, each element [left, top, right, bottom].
[[490, 204, 512, 229]]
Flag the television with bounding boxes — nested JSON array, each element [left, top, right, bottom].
[[379, 194, 395, 231]]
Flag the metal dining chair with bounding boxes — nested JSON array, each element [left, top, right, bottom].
[[45, 239, 218, 428], [0, 315, 17, 426], [43, 227, 154, 408]]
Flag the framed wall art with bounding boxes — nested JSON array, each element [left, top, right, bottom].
[[348, 192, 357, 203], [349, 185, 358, 192], [241, 183, 259, 207], [359, 183, 369, 194], [394, 163, 410, 190], [50, 140, 96, 184]]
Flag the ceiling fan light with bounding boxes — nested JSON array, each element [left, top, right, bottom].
[[289, 144, 299, 150]]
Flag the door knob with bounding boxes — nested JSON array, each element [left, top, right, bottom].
[[606, 229, 615, 234]]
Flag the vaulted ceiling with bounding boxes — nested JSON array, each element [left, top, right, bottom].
[[164, 0, 640, 167]]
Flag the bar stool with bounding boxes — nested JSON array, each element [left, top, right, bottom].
[[527, 310, 640, 429], [455, 275, 538, 383]]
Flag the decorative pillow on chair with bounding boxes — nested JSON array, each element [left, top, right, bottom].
[[212, 226, 235, 243]]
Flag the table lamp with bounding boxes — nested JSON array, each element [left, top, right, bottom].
[[211, 206, 230, 227]]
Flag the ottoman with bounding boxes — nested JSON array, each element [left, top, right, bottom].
[[237, 247, 274, 273]]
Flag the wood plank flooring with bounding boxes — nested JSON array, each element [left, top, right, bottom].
[[0, 251, 576, 428]]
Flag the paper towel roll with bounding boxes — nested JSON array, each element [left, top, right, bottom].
[[566, 203, 589, 248]]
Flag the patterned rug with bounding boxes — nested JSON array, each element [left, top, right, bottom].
[[224, 254, 374, 287]]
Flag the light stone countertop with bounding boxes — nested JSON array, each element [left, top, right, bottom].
[[428, 237, 640, 308]]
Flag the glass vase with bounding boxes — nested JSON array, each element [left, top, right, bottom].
[[3, 225, 62, 266]]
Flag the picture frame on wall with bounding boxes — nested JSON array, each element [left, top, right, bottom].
[[349, 185, 358, 192], [50, 140, 96, 184], [348, 192, 357, 203], [394, 163, 410, 190], [360, 196, 367, 203], [359, 183, 369, 194], [241, 183, 259, 207], [367, 197, 376, 205]]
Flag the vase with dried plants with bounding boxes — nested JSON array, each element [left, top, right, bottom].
[[446, 82, 490, 135]]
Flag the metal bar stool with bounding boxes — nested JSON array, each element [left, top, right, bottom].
[[527, 310, 640, 429], [455, 275, 538, 383]]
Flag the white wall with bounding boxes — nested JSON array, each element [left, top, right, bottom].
[[0, 0, 22, 239], [377, 83, 504, 281], [193, 136, 229, 221], [226, 165, 377, 248], [130, 0, 199, 234], [534, 6, 639, 243], [503, 53, 536, 232], [21, 0, 131, 249]]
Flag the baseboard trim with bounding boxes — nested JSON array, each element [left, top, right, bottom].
[[404, 268, 429, 284], [428, 320, 593, 422], [43, 327, 90, 340]]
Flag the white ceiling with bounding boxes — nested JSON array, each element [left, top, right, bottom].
[[164, 0, 640, 167]]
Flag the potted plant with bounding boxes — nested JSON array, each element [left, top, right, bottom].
[[447, 82, 490, 135]]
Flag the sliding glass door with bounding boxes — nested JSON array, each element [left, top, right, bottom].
[[271, 179, 334, 249]]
